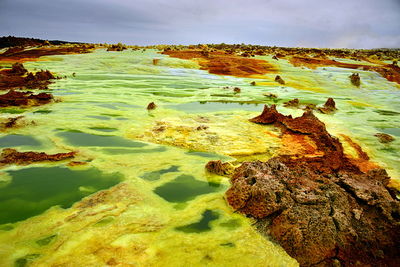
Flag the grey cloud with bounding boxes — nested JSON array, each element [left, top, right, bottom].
[[0, 0, 399, 48]]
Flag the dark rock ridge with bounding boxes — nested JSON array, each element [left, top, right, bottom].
[[1, 63, 56, 90], [0, 90, 53, 107], [210, 105, 400, 266], [0, 148, 76, 165], [0, 36, 83, 49]]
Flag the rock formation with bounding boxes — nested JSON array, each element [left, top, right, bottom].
[[349, 73, 361, 87], [147, 102, 157, 110], [0, 90, 53, 107], [0, 148, 76, 165], [212, 105, 400, 266], [0, 63, 56, 90], [375, 133, 395, 143], [275, 75, 285, 85]]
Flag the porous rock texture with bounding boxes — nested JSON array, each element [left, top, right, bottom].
[[218, 105, 400, 266]]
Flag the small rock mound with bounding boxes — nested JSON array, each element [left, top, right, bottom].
[[349, 73, 360, 87], [375, 133, 395, 143], [275, 75, 285, 85], [318, 97, 337, 114], [147, 102, 157, 110]]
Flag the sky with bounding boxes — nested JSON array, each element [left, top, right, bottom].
[[0, 0, 399, 48]]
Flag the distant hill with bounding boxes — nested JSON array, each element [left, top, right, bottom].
[[0, 36, 83, 48]]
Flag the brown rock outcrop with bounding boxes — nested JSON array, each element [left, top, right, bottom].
[[162, 49, 277, 78], [0, 63, 56, 90], [147, 102, 157, 110], [274, 75, 285, 85], [219, 105, 400, 266], [317, 97, 337, 114], [282, 98, 337, 114], [0, 44, 93, 61], [9, 62, 27, 75], [0, 90, 53, 107], [283, 98, 299, 107], [349, 73, 361, 87], [375, 133, 395, 143], [0, 148, 76, 165], [226, 159, 399, 266], [0, 116, 24, 129], [205, 160, 234, 176]]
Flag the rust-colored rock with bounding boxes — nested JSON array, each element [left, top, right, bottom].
[[67, 161, 88, 167], [0, 148, 76, 165], [282, 97, 337, 114], [288, 55, 400, 85], [107, 43, 127, 52], [263, 93, 277, 98], [221, 105, 400, 266], [152, 58, 160, 65], [283, 98, 299, 107], [0, 116, 24, 129], [0, 44, 93, 62], [349, 73, 361, 87], [375, 133, 395, 143], [250, 105, 350, 171], [0, 90, 53, 107], [147, 102, 157, 110], [233, 87, 241, 93], [205, 160, 234, 176], [0, 63, 56, 91], [226, 159, 400, 266], [318, 97, 337, 114], [274, 75, 285, 85], [9, 62, 27, 75], [249, 104, 283, 125], [162, 49, 277, 78]]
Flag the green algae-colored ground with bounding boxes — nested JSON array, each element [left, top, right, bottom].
[[0, 48, 399, 266]]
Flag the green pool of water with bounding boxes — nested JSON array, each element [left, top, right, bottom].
[[141, 165, 180, 181], [88, 127, 118, 132], [175, 209, 220, 233], [57, 131, 147, 147], [0, 135, 41, 148], [154, 174, 221, 202], [0, 167, 122, 224]]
